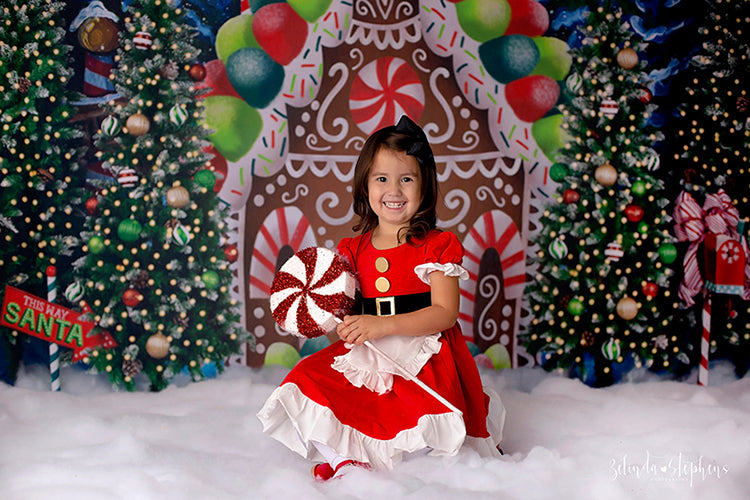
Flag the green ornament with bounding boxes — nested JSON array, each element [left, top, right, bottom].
[[638, 221, 649, 233], [549, 163, 569, 182], [602, 338, 621, 361], [658, 243, 678, 264], [201, 270, 220, 290], [631, 179, 647, 197], [117, 219, 142, 242], [88, 235, 105, 254], [173, 224, 191, 246], [567, 298, 585, 316], [194, 169, 216, 189]]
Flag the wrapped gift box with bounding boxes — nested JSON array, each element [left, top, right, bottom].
[[704, 234, 745, 295]]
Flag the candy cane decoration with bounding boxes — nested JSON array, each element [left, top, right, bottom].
[[699, 294, 711, 386], [249, 207, 318, 299], [46, 266, 60, 392]]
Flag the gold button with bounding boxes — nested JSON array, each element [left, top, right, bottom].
[[375, 276, 391, 293], [375, 257, 389, 273]]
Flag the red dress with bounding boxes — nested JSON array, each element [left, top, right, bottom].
[[257, 230, 504, 470]]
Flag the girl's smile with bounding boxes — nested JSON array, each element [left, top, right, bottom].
[[367, 148, 422, 238]]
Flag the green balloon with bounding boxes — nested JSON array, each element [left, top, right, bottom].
[[201, 270, 220, 290], [456, 0, 511, 43], [117, 219, 142, 243], [484, 343, 512, 370], [287, 0, 332, 22], [658, 243, 678, 264], [215, 14, 259, 63], [567, 298, 585, 316], [194, 169, 216, 189], [531, 37, 573, 81], [264, 341, 301, 369], [204, 95, 262, 162], [532, 114, 570, 158], [88, 235, 105, 254]]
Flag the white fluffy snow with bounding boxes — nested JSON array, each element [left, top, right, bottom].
[[1, 362, 749, 500]]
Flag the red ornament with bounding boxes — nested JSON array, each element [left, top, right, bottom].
[[85, 196, 99, 215], [625, 203, 644, 222], [641, 281, 658, 299], [562, 188, 580, 204], [122, 288, 144, 307], [638, 86, 652, 103], [224, 244, 238, 263], [188, 63, 206, 81]]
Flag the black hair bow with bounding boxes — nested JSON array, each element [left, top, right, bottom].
[[395, 115, 434, 167]]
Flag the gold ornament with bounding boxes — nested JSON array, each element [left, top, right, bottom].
[[126, 113, 150, 136], [594, 163, 618, 187], [145, 333, 170, 359], [616, 48, 639, 70], [616, 297, 638, 320], [375, 276, 391, 293], [375, 257, 389, 273], [78, 17, 119, 53], [166, 185, 190, 208]]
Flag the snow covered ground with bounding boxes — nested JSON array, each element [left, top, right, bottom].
[[1, 361, 749, 500]]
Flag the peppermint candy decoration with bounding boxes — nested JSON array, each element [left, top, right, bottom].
[[565, 73, 583, 94], [601, 338, 621, 361], [548, 238, 568, 260], [270, 247, 358, 339], [644, 152, 660, 171], [117, 168, 138, 188], [172, 224, 191, 246], [349, 56, 425, 135], [134, 31, 153, 50], [169, 104, 188, 127], [101, 115, 120, 136], [64, 281, 85, 304]]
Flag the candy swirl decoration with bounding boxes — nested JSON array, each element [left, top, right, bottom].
[[64, 281, 85, 304], [172, 224, 192, 246], [101, 115, 120, 136], [270, 247, 358, 339], [548, 237, 568, 260], [169, 104, 188, 127], [349, 56, 425, 135], [601, 338, 621, 361], [117, 168, 139, 188]]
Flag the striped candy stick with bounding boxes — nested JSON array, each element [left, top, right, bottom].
[[699, 293, 711, 386], [46, 266, 60, 392]]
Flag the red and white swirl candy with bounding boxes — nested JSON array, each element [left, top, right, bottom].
[[270, 247, 358, 338]]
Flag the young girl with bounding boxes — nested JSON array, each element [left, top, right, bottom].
[[257, 115, 505, 480]]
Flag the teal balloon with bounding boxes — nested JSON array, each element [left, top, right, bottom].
[[479, 34, 539, 84], [465, 341, 482, 357], [299, 336, 331, 357], [225, 47, 284, 108]]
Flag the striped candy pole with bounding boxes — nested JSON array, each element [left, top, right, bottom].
[[699, 294, 711, 386], [46, 266, 60, 392]]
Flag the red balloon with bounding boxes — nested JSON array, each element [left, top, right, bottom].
[[195, 59, 242, 100], [562, 188, 580, 204], [505, 75, 560, 123], [252, 3, 308, 65], [504, 0, 550, 37], [122, 288, 143, 308], [625, 203, 644, 222]]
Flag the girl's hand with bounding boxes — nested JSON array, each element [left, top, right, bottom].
[[336, 315, 388, 346]]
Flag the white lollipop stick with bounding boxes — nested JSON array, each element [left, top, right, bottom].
[[334, 318, 462, 415]]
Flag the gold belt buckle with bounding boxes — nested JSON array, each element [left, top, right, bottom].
[[375, 296, 396, 316]]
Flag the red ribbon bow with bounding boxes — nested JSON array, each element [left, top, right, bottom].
[[673, 189, 747, 306]]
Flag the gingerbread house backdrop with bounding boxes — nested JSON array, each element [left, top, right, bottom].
[[204, 0, 563, 368]]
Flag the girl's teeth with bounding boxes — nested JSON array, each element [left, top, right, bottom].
[[384, 202, 405, 208]]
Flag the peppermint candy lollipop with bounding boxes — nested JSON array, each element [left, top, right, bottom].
[[270, 247, 358, 338]]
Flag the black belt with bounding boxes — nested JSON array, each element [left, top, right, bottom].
[[361, 292, 431, 316]]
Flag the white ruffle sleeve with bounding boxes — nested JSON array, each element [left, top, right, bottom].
[[331, 262, 469, 394]]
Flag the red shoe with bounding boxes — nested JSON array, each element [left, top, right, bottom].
[[311, 460, 370, 481]]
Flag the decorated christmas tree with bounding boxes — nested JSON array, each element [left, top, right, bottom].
[[521, 4, 697, 387], [73, 0, 245, 391], [0, 0, 87, 382], [666, 0, 750, 378]]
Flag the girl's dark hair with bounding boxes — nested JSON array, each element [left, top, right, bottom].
[[351, 116, 438, 244]]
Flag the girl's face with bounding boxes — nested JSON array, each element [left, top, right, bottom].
[[367, 148, 422, 233]]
